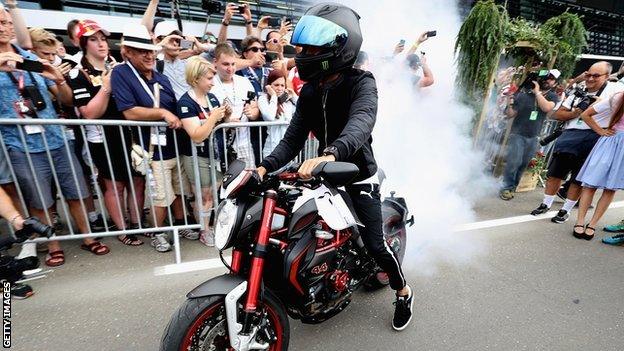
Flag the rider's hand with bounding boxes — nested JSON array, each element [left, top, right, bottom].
[[256, 166, 267, 180], [298, 155, 335, 179]]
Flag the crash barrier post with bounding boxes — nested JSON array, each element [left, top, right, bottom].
[[0, 118, 204, 264], [207, 121, 320, 211]]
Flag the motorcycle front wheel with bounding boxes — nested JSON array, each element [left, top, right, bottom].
[[160, 289, 289, 351]]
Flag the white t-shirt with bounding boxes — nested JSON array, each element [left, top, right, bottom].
[[592, 92, 624, 127], [564, 82, 624, 129], [210, 74, 256, 150]]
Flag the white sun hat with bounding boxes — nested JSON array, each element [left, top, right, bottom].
[[154, 21, 182, 38], [118, 23, 160, 51]]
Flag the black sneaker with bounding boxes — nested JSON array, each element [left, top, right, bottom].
[[392, 286, 413, 331], [530, 203, 550, 216], [551, 209, 569, 223], [90, 215, 107, 232], [11, 283, 34, 300]]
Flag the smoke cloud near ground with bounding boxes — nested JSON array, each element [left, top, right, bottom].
[[335, 0, 498, 274]]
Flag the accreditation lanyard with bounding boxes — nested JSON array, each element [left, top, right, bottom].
[[128, 62, 166, 145], [246, 67, 264, 89]]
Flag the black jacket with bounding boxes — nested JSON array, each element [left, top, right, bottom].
[[259, 68, 379, 182]]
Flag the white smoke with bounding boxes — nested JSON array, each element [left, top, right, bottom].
[[337, 0, 498, 275]]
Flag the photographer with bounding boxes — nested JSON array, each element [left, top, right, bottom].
[[0, 186, 31, 299], [530, 61, 624, 221], [499, 69, 560, 200]]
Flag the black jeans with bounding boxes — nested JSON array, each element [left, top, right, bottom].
[[346, 183, 406, 291]]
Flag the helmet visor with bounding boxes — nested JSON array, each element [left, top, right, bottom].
[[291, 15, 348, 48]]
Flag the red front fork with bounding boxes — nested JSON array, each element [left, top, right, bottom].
[[243, 190, 277, 313]]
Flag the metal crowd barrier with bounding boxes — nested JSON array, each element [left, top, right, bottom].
[[0, 118, 201, 264], [0, 119, 319, 264]]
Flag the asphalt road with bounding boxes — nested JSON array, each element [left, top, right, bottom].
[[8, 189, 624, 351]]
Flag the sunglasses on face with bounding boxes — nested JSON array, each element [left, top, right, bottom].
[[132, 48, 155, 56], [585, 72, 607, 79], [246, 47, 266, 53]]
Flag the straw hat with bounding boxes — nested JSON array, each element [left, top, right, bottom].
[[118, 23, 160, 51]]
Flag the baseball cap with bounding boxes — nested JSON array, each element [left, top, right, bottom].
[[548, 69, 561, 80], [75, 20, 110, 40], [154, 21, 182, 38]]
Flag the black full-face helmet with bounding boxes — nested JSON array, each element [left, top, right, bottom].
[[291, 3, 363, 82]]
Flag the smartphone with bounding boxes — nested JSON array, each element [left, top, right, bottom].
[[60, 58, 78, 68], [426, 30, 437, 38], [398, 39, 405, 46], [246, 91, 256, 104], [180, 39, 194, 50], [238, 5, 245, 13], [265, 51, 279, 62], [16, 59, 44, 73], [268, 17, 281, 28]]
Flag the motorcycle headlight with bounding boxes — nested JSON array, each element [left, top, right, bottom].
[[214, 199, 240, 250]]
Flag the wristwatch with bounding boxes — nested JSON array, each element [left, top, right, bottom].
[[322, 146, 339, 160]]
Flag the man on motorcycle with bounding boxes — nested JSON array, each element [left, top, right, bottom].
[[257, 3, 413, 331]]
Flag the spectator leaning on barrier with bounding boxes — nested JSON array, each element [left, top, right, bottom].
[[259, 69, 297, 158], [177, 56, 231, 246], [111, 23, 197, 252], [29, 25, 108, 233], [211, 43, 260, 169], [530, 62, 624, 222], [68, 19, 147, 246], [572, 92, 624, 243], [0, 9, 110, 266], [499, 69, 560, 201]]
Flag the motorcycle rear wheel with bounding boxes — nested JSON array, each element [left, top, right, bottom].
[[366, 213, 407, 290], [160, 290, 289, 351]]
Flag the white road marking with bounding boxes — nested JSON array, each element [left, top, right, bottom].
[[454, 200, 624, 232], [156, 200, 624, 275], [154, 256, 230, 276]]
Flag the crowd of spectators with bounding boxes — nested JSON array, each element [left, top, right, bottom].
[[0, 0, 335, 270], [497, 58, 624, 245]]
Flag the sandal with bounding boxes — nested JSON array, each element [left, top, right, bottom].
[[583, 226, 596, 241], [118, 235, 144, 246], [45, 250, 65, 267], [573, 225, 585, 239], [80, 241, 110, 255]]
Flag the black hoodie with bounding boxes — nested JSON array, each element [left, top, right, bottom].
[[259, 68, 378, 183]]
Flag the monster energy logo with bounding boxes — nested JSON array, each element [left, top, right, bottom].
[[321, 61, 329, 70]]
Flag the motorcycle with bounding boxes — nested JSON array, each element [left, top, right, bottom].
[[161, 160, 414, 351]]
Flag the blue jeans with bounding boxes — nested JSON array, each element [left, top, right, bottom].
[[9, 144, 88, 210], [501, 133, 539, 192]]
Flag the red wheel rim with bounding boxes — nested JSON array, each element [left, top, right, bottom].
[[179, 300, 284, 351]]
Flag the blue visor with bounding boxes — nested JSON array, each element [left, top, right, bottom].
[[291, 15, 348, 48]]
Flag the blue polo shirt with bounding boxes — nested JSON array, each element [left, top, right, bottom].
[[111, 62, 178, 161], [0, 45, 64, 153]]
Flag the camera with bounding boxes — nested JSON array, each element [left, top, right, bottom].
[[201, 0, 222, 13], [539, 122, 565, 146], [519, 69, 550, 93], [0, 217, 54, 284], [561, 86, 597, 112]]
